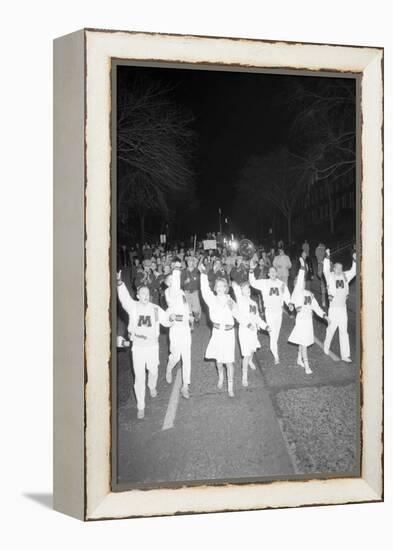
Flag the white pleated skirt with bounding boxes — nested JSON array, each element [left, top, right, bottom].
[[288, 314, 314, 347], [205, 327, 235, 364], [238, 326, 261, 357]]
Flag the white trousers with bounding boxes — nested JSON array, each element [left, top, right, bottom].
[[324, 306, 350, 359], [132, 345, 159, 411], [167, 326, 192, 385], [265, 309, 283, 359]]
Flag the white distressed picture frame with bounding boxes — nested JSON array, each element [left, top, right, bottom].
[[53, 29, 383, 521]]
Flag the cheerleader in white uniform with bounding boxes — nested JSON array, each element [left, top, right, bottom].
[[249, 261, 293, 364], [198, 261, 241, 397], [164, 262, 193, 399], [323, 249, 356, 362], [288, 257, 329, 374], [232, 281, 271, 387], [117, 271, 172, 419]]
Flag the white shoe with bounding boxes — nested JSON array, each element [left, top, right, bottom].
[[242, 378, 248, 387], [274, 357, 280, 365], [181, 386, 190, 399], [297, 359, 305, 368], [150, 388, 157, 398], [137, 409, 145, 419], [342, 357, 352, 363], [323, 347, 330, 356], [249, 361, 256, 371], [217, 377, 224, 390], [228, 387, 234, 397], [304, 364, 313, 375]]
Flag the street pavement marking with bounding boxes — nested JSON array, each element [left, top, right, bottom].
[[162, 368, 182, 431]]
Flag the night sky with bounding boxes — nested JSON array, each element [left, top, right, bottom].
[[117, 65, 353, 239]]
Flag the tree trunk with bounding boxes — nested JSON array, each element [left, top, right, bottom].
[[139, 212, 145, 245], [287, 211, 292, 246]]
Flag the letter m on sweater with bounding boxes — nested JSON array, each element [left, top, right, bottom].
[[138, 315, 152, 327]]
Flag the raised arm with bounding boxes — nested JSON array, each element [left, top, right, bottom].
[[344, 252, 356, 284], [199, 267, 215, 309], [291, 258, 305, 305], [117, 271, 137, 316], [323, 249, 333, 284], [171, 265, 182, 292], [231, 280, 242, 302], [165, 265, 182, 309]]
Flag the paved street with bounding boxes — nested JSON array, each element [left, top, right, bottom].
[[116, 285, 359, 485]]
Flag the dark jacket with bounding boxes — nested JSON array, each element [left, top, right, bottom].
[[297, 257, 314, 281], [181, 268, 200, 292]]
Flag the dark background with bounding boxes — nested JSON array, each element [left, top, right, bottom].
[[117, 64, 356, 245]]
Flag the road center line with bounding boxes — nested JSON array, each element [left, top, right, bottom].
[[162, 368, 182, 431]]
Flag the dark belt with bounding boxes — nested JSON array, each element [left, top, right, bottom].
[[212, 323, 234, 331], [174, 314, 184, 322]]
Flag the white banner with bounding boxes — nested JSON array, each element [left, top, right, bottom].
[[203, 239, 217, 250]]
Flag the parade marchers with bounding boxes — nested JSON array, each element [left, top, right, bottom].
[[117, 239, 356, 420]]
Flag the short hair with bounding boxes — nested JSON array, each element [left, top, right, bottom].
[[214, 277, 229, 293], [137, 285, 149, 294]]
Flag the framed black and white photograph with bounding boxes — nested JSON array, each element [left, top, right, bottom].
[[53, 29, 383, 520]]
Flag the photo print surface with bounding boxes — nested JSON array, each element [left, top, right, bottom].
[[113, 63, 359, 489]]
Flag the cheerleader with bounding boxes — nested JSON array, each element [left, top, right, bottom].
[[249, 261, 293, 365], [198, 261, 241, 397], [117, 271, 172, 419], [164, 262, 193, 399], [288, 257, 329, 374], [232, 281, 271, 387], [323, 249, 356, 362]]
